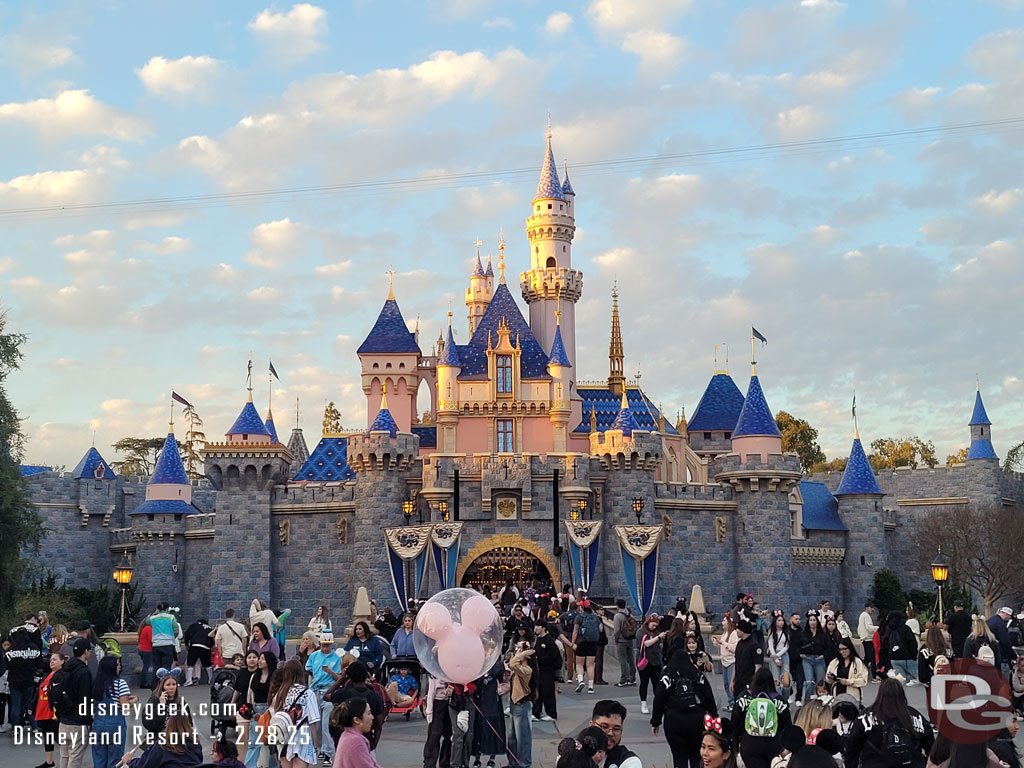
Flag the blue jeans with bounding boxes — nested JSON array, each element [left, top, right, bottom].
[[315, 690, 334, 758], [772, 652, 791, 697], [723, 664, 735, 711], [507, 699, 532, 768], [803, 655, 826, 699], [9, 684, 35, 729], [91, 700, 126, 768], [892, 659, 919, 681], [245, 703, 268, 768], [139, 651, 154, 688]]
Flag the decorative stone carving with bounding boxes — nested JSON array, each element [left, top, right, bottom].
[[278, 519, 290, 545], [791, 546, 846, 566], [714, 516, 726, 543], [661, 513, 672, 539], [337, 517, 347, 544]]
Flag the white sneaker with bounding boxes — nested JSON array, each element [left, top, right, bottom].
[[540, 714, 556, 722], [906, 679, 920, 687], [640, 702, 649, 715], [588, 686, 595, 694], [575, 681, 585, 693]]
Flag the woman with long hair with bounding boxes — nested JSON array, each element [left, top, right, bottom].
[[243, 651, 278, 768], [143, 672, 190, 746], [330, 697, 381, 768], [918, 626, 953, 689], [730, 666, 790, 768], [701, 717, 738, 768], [248, 622, 280, 658], [651, 631, 717, 768], [34, 651, 63, 768], [963, 616, 1001, 667], [91, 655, 136, 768], [637, 614, 666, 715], [766, 612, 791, 701], [269, 659, 320, 768], [124, 712, 202, 767], [570, 600, 600, 694], [826, 637, 868, 703], [844, 678, 934, 767], [712, 614, 739, 711], [800, 612, 829, 701], [344, 622, 385, 672], [309, 606, 332, 635], [662, 617, 688, 665], [823, 617, 843, 665]]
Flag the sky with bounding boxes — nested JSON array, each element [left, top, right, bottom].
[[2, 0, 1023, 471]]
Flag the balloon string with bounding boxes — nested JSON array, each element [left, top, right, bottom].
[[469, 696, 520, 765]]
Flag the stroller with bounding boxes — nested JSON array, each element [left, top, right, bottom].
[[382, 657, 425, 720], [209, 667, 239, 738]]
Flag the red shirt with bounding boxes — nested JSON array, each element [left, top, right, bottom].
[[139, 624, 153, 652], [36, 672, 56, 721]]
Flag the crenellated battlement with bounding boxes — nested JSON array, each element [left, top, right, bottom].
[[347, 431, 420, 472], [589, 430, 661, 471], [712, 451, 802, 492]]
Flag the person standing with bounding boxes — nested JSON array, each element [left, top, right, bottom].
[[786, 614, 805, 702], [590, 699, 642, 768], [531, 621, 559, 721], [307, 632, 343, 765], [843, 678, 934, 768], [731, 620, 764, 701], [731, 667, 791, 768], [885, 612, 921, 685], [423, 676, 453, 768], [308, 606, 332, 636], [637, 615, 665, 716], [651, 634, 717, 768], [145, 603, 181, 673], [35, 650, 63, 768], [945, 601, 972, 660], [594, 609, 611, 686], [248, 623, 280, 659], [471, 660, 506, 768], [5, 615, 43, 731], [90, 656, 136, 768], [857, 602, 878, 675], [392, 613, 416, 657], [137, 621, 154, 689], [612, 600, 637, 687], [506, 641, 536, 768], [765, 613, 791, 701], [826, 637, 869, 703], [331, 697, 382, 768], [55, 638, 93, 768], [344, 622, 385, 673], [799, 612, 828, 700], [711, 615, 739, 711], [989, 608, 1018, 674], [214, 609, 248, 667]]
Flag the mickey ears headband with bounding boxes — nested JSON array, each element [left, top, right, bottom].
[[703, 714, 723, 734]]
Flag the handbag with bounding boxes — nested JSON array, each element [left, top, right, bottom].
[[257, 708, 272, 744], [211, 647, 224, 668], [636, 642, 648, 671]]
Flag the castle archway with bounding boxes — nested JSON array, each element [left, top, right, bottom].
[[457, 533, 561, 593]]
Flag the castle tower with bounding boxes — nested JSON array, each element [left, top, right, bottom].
[[608, 286, 625, 397], [521, 130, 582, 372], [835, 428, 885, 608], [965, 386, 1002, 505], [436, 315, 461, 453], [465, 243, 494, 336], [548, 310, 572, 452], [264, 409, 280, 444], [731, 372, 783, 463], [71, 446, 118, 529], [357, 277, 421, 432], [967, 387, 997, 460]]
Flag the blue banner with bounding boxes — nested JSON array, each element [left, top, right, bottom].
[[614, 525, 663, 616], [430, 522, 464, 591], [564, 521, 602, 592]]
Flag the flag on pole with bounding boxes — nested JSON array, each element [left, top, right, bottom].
[[852, 394, 857, 420], [171, 391, 192, 408], [752, 327, 767, 346], [269, 360, 280, 381]]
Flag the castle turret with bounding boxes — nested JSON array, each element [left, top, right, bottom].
[[436, 315, 461, 453], [71, 446, 117, 528], [357, 277, 421, 432], [465, 243, 494, 336], [264, 408, 280, 444], [286, 425, 309, 478], [688, 367, 744, 459], [548, 312, 572, 452], [608, 285, 625, 397], [835, 426, 885, 608], [367, 383, 400, 438], [967, 388, 997, 460], [521, 129, 582, 372], [225, 391, 272, 445], [731, 373, 783, 463]]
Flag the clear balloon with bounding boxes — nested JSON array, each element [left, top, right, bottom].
[[413, 588, 504, 684]]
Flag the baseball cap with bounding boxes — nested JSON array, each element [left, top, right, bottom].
[[76, 620, 93, 631], [998, 607, 1013, 616], [72, 637, 91, 656], [319, 631, 335, 644]]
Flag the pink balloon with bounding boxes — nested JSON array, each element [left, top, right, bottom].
[[460, 594, 497, 633], [416, 602, 453, 639], [438, 627, 486, 684]]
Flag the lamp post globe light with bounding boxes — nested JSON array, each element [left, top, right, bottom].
[[931, 547, 951, 623], [576, 498, 588, 520], [632, 496, 645, 525], [438, 501, 449, 522], [402, 499, 415, 525], [113, 560, 134, 632]]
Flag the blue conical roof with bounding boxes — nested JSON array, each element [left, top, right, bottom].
[[688, 373, 745, 432], [835, 437, 883, 496], [548, 324, 571, 368], [72, 447, 115, 479], [969, 390, 991, 426], [535, 137, 565, 201], [227, 400, 271, 436], [293, 436, 356, 481], [368, 407, 398, 437], [609, 392, 636, 437], [967, 438, 998, 459], [357, 298, 421, 355], [472, 254, 485, 277], [733, 376, 782, 437], [150, 433, 189, 485], [485, 258, 494, 277], [265, 414, 279, 443], [561, 163, 575, 196], [438, 324, 461, 367]]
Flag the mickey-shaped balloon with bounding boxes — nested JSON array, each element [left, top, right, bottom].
[[413, 588, 504, 684]]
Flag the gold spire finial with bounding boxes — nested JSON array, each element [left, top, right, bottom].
[[590, 402, 597, 432], [475, 237, 483, 259], [381, 381, 389, 411], [608, 282, 625, 395], [169, 396, 174, 431], [546, 111, 552, 141], [498, 235, 507, 285], [620, 389, 629, 410], [555, 292, 562, 325], [386, 265, 395, 300]]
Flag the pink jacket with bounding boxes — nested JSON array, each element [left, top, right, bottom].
[[332, 727, 381, 768]]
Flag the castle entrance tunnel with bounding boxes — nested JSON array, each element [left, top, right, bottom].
[[459, 546, 553, 594]]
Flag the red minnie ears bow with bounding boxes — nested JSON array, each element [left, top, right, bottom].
[[704, 714, 722, 734], [807, 728, 822, 745]]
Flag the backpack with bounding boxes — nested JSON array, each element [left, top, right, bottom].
[[877, 719, 914, 766], [666, 673, 700, 710], [99, 636, 121, 659], [560, 611, 578, 635], [49, 665, 76, 718], [621, 614, 637, 639], [744, 695, 780, 738], [266, 710, 295, 750], [578, 613, 600, 643]]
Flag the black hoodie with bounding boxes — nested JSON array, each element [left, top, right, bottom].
[[5, 623, 43, 688]]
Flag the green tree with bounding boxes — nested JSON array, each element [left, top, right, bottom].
[[776, 411, 826, 472], [111, 437, 178, 478], [945, 447, 969, 467], [1004, 440, 1024, 474], [808, 457, 848, 474], [869, 436, 938, 470], [871, 569, 907, 614], [181, 404, 206, 481], [0, 310, 42, 611]]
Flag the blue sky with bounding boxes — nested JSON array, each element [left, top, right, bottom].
[[2, 0, 1023, 469]]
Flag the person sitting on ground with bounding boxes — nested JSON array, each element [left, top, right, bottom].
[[124, 713, 202, 768], [385, 665, 419, 707]]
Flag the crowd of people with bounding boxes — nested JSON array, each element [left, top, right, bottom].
[[2, 585, 1024, 768]]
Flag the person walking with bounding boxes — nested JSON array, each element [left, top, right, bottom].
[[637, 615, 666, 716], [612, 600, 637, 688], [826, 637, 869, 703], [471, 659, 507, 768], [55, 638, 93, 768], [557, 600, 578, 682], [843, 678, 934, 768], [731, 620, 764, 702], [711, 615, 739, 711], [242, 651, 277, 768], [570, 601, 600, 694], [330, 697, 382, 768], [651, 631, 717, 768], [307, 631, 343, 765], [145, 603, 181, 674], [989, 608, 1018, 674], [35, 649, 63, 768], [214, 609, 248, 667], [137, 621, 154, 689], [531, 621, 559, 721], [90, 656, 136, 768], [731, 667, 790, 768], [423, 676, 453, 768], [5, 615, 44, 731], [799, 612, 828, 701], [886, 612, 922, 685], [506, 640, 536, 768], [183, 617, 213, 686], [594, 609, 611, 686], [765, 613, 791, 701], [269, 659, 320, 768], [963, 615, 1002, 667], [945, 601, 972, 660]]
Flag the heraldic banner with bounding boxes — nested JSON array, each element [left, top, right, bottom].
[[384, 525, 432, 611], [613, 525, 664, 616], [563, 520, 603, 592], [430, 522, 464, 591]]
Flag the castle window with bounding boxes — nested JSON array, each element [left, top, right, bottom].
[[703, 432, 712, 441], [243, 434, 248, 440], [497, 419, 514, 452], [725, 432, 732, 440], [546, 257, 556, 269], [496, 355, 513, 393], [563, 245, 566, 252], [547, 203, 552, 209]]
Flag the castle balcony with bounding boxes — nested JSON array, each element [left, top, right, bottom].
[[712, 452, 802, 492], [520, 267, 583, 303]]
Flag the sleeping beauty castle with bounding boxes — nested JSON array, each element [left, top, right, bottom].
[[21, 133, 1024, 620]]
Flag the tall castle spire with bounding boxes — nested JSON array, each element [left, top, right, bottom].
[[608, 283, 625, 396]]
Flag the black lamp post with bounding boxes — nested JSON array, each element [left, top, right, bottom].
[[632, 496, 645, 524], [931, 547, 951, 623], [113, 559, 134, 632], [402, 499, 415, 525]]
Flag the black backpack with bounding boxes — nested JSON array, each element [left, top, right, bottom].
[[49, 665, 76, 718], [667, 673, 700, 710], [876, 719, 914, 766]]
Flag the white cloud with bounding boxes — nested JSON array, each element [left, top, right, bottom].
[[178, 135, 226, 173], [79, 145, 129, 168], [974, 188, 1023, 216], [587, 0, 691, 32], [137, 55, 221, 97], [0, 168, 106, 206], [0, 29, 76, 76], [243, 218, 303, 269], [314, 260, 352, 277], [248, 286, 280, 301], [800, 0, 846, 9], [248, 4, 327, 64], [545, 12, 573, 38], [432, 0, 491, 19], [138, 236, 192, 255], [0, 89, 148, 142], [775, 105, 825, 139], [621, 30, 686, 73], [482, 17, 513, 30]]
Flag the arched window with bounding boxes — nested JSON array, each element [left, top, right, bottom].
[[546, 257, 556, 269], [496, 355, 513, 394]]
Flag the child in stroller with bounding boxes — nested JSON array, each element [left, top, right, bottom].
[[384, 659, 423, 720], [210, 666, 240, 738]]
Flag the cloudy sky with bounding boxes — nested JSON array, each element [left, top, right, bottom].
[[3, 0, 1023, 470]]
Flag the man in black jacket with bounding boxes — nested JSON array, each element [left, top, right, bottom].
[[732, 620, 763, 699], [532, 621, 560, 721], [945, 601, 972, 659], [5, 615, 43, 730], [56, 637, 93, 768]]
